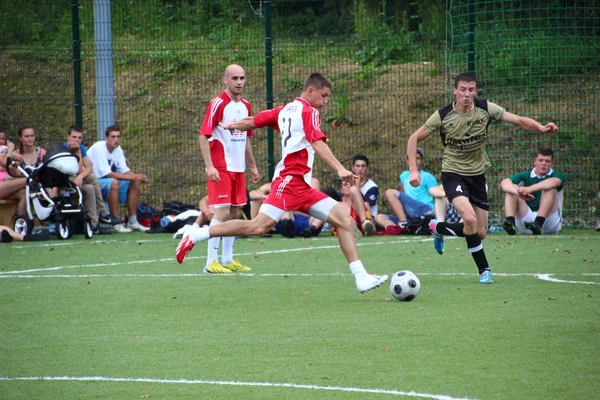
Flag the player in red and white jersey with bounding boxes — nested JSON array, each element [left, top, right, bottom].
[[197, 64, 259, 274], [177, 73, 387, 294]]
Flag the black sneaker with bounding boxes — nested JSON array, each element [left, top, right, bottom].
[[280, 218, 295, 238], [524, 221, 542, 235], [503, 219, 517, 236], [100, 214, 124, 225], [300, 228, 314, 238], [93, 225, 114, 234]]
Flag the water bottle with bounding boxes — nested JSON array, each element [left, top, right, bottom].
[[488, 226, 503, 233], [160, 216, 173, 227]]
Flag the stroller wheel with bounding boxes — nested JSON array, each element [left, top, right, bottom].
[[13, 216, 34, 235], [56, 220, 71, 240], [83, 220, 93, 239]]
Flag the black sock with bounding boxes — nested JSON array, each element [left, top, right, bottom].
[[534, 216, 546, 227], [436, 221, 464, 237], [466, 233, 489, 273], [506, 216, 516, 224], [24, 230, 50, 242], [1, 230, 14, 243]]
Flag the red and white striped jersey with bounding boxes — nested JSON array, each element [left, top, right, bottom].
[[254, 97, 326, 184], [200, 91, 253, 172]]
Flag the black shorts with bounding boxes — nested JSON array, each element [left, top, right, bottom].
[[441, 172, 489, 211]]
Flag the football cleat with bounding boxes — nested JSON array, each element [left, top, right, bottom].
[[479, 269, 493, 284], [225, 258, 252, 272], [204, 261, 232, 274], [356, 273, 388, 294], [428, 219, 440, 236], [175, 234, 195, 264], [433, 234, 445, 255], [503, 219, 517, 235], [524, 221, 542, 235], [361, 220, 374, 236]]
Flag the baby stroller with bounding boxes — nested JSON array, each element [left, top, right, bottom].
[[7, 144, 93, 240]]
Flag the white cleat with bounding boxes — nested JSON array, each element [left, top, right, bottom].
[[356, 273, 388, 294]]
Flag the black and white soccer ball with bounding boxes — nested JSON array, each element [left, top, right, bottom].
[[389, 270, 421, 301]]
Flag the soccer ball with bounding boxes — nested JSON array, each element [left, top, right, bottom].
[[389, 270, 421, 302]]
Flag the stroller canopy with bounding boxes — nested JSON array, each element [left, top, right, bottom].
[[42, 144, 80, 176]]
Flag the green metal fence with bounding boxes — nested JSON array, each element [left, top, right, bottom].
[[0, 0, 598, 226]]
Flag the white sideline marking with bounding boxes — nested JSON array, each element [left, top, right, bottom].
[[535, 274, 600, 285], [12, 239, 165, 248], [1, 272, 599, 282], [0, 237, 444, 275], [0, 375, 478, 400], [10, 233, 600, 249]]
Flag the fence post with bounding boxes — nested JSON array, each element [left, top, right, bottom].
[[94, 0, 115, 141], [467, 0, 476, 73], [264, 0, 275, 180], [71, 0, 83, 128]]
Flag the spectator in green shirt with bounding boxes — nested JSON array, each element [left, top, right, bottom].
[[501, 146, 565, 235]]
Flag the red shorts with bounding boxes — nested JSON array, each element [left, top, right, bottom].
[[207, 170, 247, 208], [263, 175, 329, 214]]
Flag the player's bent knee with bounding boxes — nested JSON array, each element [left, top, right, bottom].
[[461, 213, 477, 227]]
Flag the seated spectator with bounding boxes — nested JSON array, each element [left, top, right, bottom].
[[374, 148, 437, 231], [87, 125, 149, 232], [1, 225, 50, 242], [321, 181, 372, 239], [0, 147, 27, 215], [15, 125, 46, 168], [501, 146, 565, 235], [351, 154, 378, 235], [64, 125, 123, 234], [0, 129, 15, 156]]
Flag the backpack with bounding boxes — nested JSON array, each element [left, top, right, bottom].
[[161, 201, 197, 218], [137, 203, 161, 228]]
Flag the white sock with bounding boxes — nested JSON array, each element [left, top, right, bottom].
[[189, 226, 211, 243], [221, 236, 235, 264], [349, 260, 367, 278], [206, 219, 221, 267], [129, 215, 138, 225]]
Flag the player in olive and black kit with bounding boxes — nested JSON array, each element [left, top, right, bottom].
[[406, 72, 558, 284]]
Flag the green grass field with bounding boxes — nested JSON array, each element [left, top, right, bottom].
[[1, 229, 599, 399]]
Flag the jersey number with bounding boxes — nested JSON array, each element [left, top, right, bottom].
[[281, 117, 292, 147]]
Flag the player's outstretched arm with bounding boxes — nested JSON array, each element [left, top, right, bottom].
[[220, 117, 257, 131], [312, 139, 357, 183], [407, 125, 432, 187], [502, 112, 558, 133]]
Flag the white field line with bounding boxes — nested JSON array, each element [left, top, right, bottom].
[[534, 273, 600, 285], [0, 237, 446, 275], [0, 375, 478, 400], [1, 272, 599, 287], [11, 239, 165, 248], [10, 233, 600, 249]]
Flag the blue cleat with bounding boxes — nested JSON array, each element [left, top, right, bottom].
[[429, 219, 444, 255], [433, 234, 445, 255], [479, 269, 493, 284]]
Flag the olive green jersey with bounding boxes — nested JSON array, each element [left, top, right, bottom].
[[424, 98, 505, 175], [508, 168, 565, 212]]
